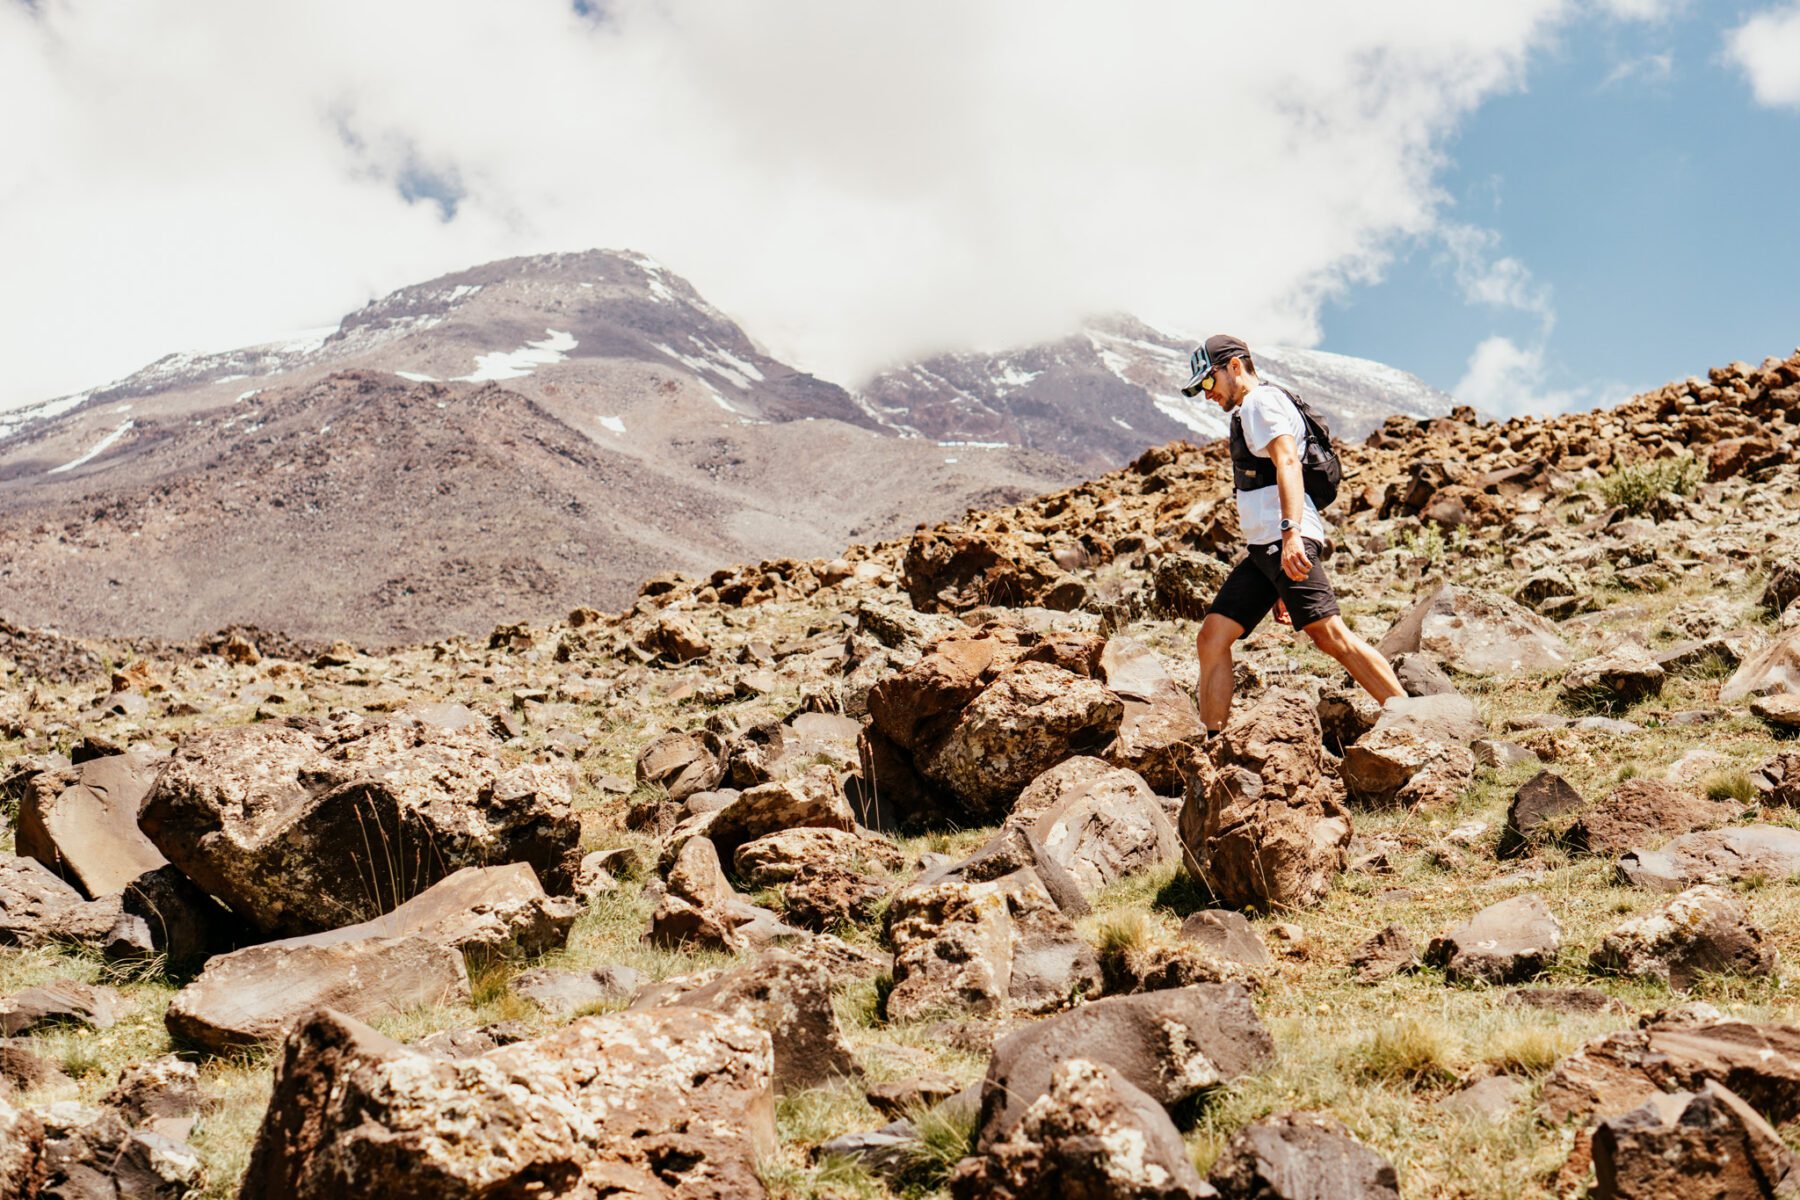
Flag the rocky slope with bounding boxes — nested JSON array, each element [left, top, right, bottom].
[[0, 251, 1080, 643], [3, 346, 1800, 1198], [860, 313, 1454, 470]]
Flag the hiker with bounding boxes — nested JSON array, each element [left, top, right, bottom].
[[1182, 334, 1404, 732]]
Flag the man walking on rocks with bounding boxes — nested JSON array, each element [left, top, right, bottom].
[[1183, 334, 1403, 731]]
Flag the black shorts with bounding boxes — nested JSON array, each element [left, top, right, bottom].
[[1208, 538, 1340, 634]]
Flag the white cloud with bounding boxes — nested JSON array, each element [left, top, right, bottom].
[[1601, 51, 1673, 87], [1591, 0, 1680, 20], [1452, 333, 1628, 418], [0, 0, 1576, 411], [1726, 4, 1800, 109], [1438, 224, 1555, 325]]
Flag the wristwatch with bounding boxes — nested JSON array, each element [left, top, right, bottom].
[[1279, 518, 1297, 533]]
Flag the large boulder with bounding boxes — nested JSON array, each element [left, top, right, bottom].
[[1339, 694, 1481, 808], [1618, 825, 1800, 892], [1007, 758, 1180, 897], [15, 752, 165, 899], [975, 984, 1274, 1150], [1541, 1014, 1800, 1126], [1208, 1110, 1400, 1200], [1721, 626, 1800, 702], [903, 527, 1085, 614], [0, 855, 139, 953], [657, 949, 857, 1094], [140, 718, 580, 937], [919, 662, 1123, 816], [886, 877, 1015, 1022], [1590, 885, 1776, 991], [1377, 583, 1575, 675], [1591, 1082, 1794, 1200], [1178, 691, 1351, 911], [1097, 637, 1207, 793], [239, 1006, 775, 1199], [1424, 894, 1562, 985], [950, 1058, 1216, 1200]]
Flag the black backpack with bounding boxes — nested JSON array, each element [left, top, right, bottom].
[[1227, 383, 1343, 509]]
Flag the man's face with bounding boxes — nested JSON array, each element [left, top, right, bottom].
[[1205, 356, 1249, 411]]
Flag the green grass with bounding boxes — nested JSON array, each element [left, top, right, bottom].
[[1598, 454, 1705, 515]]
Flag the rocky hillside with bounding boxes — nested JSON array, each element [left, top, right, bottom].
[[860, 314, 1454, 470], [3, 346, 1800, 1198], [0, 251, 1081, 644]]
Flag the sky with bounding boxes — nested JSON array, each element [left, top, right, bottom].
[[1, 0, 1797, 419]]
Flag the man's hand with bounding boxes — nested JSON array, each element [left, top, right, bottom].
[[1280, 529, 1311, 581], [1273, 598, 1292, 626]]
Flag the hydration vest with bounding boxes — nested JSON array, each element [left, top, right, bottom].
[[1228, 383, 1342, 509]]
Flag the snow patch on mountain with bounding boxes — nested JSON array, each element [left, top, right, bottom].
[[49, 415, 133, 474], [456, 329, 578, 382]]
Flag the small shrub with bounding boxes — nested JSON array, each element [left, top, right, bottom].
[[1348, 1018, 1459, 1086], [1482, 1025, 1572, 1074], [1599, 455, 1704, 516], [1706, 772, 1758, 805]]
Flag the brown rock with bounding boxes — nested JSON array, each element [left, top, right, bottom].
[[1567, 780, 1737, 857], [1349, 923, 1415, 984], [15, 752, 165, 899], [975, 984, 1274, 1149], [1618, 825, 1800, 891], [0, 1093, 45, 1199], [660, 949, 858, 1093], [1721, 626, 1800, 703], [1425, 894, 1562, 985], [665, 766, 856, 868], [239, 1006, 775, 1199], [886, 878, 1015, 1022], [1593, 1082, 1794, 1200], [1590, 885, 1776, 990], [1497, 770, 1585, 858], [635, 728, 723, 801], [1541, 1016, 1800, 1126], [0, 979, 118, 1036], [1561, 642, 1666, 709], [1007, 758, 1179, 897], [951, 1058, 1215, 1200], [1178, 690, 1351, 911], [903, 527, 1085, 614], [1208, 1110, 1400, 1200], [140, 719, 580, 937]]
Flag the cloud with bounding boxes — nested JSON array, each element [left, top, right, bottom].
[[1601, 51, 1673, 87], [1591, 0, 1680, 21], [1452, 333, 1628, 418], [0, 1, 1576, 411], [1726, 4, 1800, 109], [1437, 224, 1555, 325]]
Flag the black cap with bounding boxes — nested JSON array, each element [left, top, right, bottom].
[[1180, 333, 1251, 397]]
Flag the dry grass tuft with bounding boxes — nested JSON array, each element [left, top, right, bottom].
[[1347, 1017, 1460, 1086]]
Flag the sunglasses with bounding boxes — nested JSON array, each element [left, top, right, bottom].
[[1182, 346, 1225, 397]]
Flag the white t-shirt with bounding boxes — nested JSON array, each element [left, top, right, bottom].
[[1234, 382, 1327, 546]]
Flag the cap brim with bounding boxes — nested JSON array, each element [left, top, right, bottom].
[[1180, 375, 1205, 398]]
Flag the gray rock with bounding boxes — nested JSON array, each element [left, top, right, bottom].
[[1590, 885, 1776, 990], [0, 980, 118, 1037], [1377, 583, 1574, 676], [1208, 1110, 1399, 1200], [1561, 642, 1665, 709], [513, 964, 644, 1018], [1349, 924, 1415, 984], [1425, 894, 1562, 985], [1178, 910, 1272, 967], [1007, 758, 1179, 897], [1391, 652, 1457, 697], [1443, 1075, 1526, 1121], [975, 984, 1273, 1149], [1721, 626, 1800, 702], [1617, 825, 1800, 892]]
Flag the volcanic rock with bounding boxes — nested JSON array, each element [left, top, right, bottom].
[[1178, 690, 1351, 911], [1592, 1082, 1794, 1200], [950, 1058, 1215, 1200], [1567, 780, 1738, 857], [975, 984, 1273, 1149], [238, 1006, 775, 1199], [1006, 758, 1178, 896], [1425, 894, 1562, 985], [1498, 770, 1586, 858], [657, 948, 857, 1093], [635, 728, 723, 801], [1377, 583, 1574, 675], [1617, 825, 1800, 891], [14, 752, 165, 899], [1208, 1110, 1400, 1200], [1590, 885, 1775, 990], [1561, 642, 1666, 709], [139, 719, 580, 937]]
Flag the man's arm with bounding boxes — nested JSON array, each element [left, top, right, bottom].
[[1266, 434, 1312, 582]]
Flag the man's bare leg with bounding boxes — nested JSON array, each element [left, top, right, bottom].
[[1195, 612, 1247, 731], [1301, 614, 1404, 704]]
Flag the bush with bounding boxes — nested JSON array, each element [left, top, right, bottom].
[[1599, 455, 1704, 515]]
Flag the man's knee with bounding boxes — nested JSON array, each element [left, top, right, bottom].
[[1196, 614, 1241, 663], [1304, 615, 1353, 658]]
